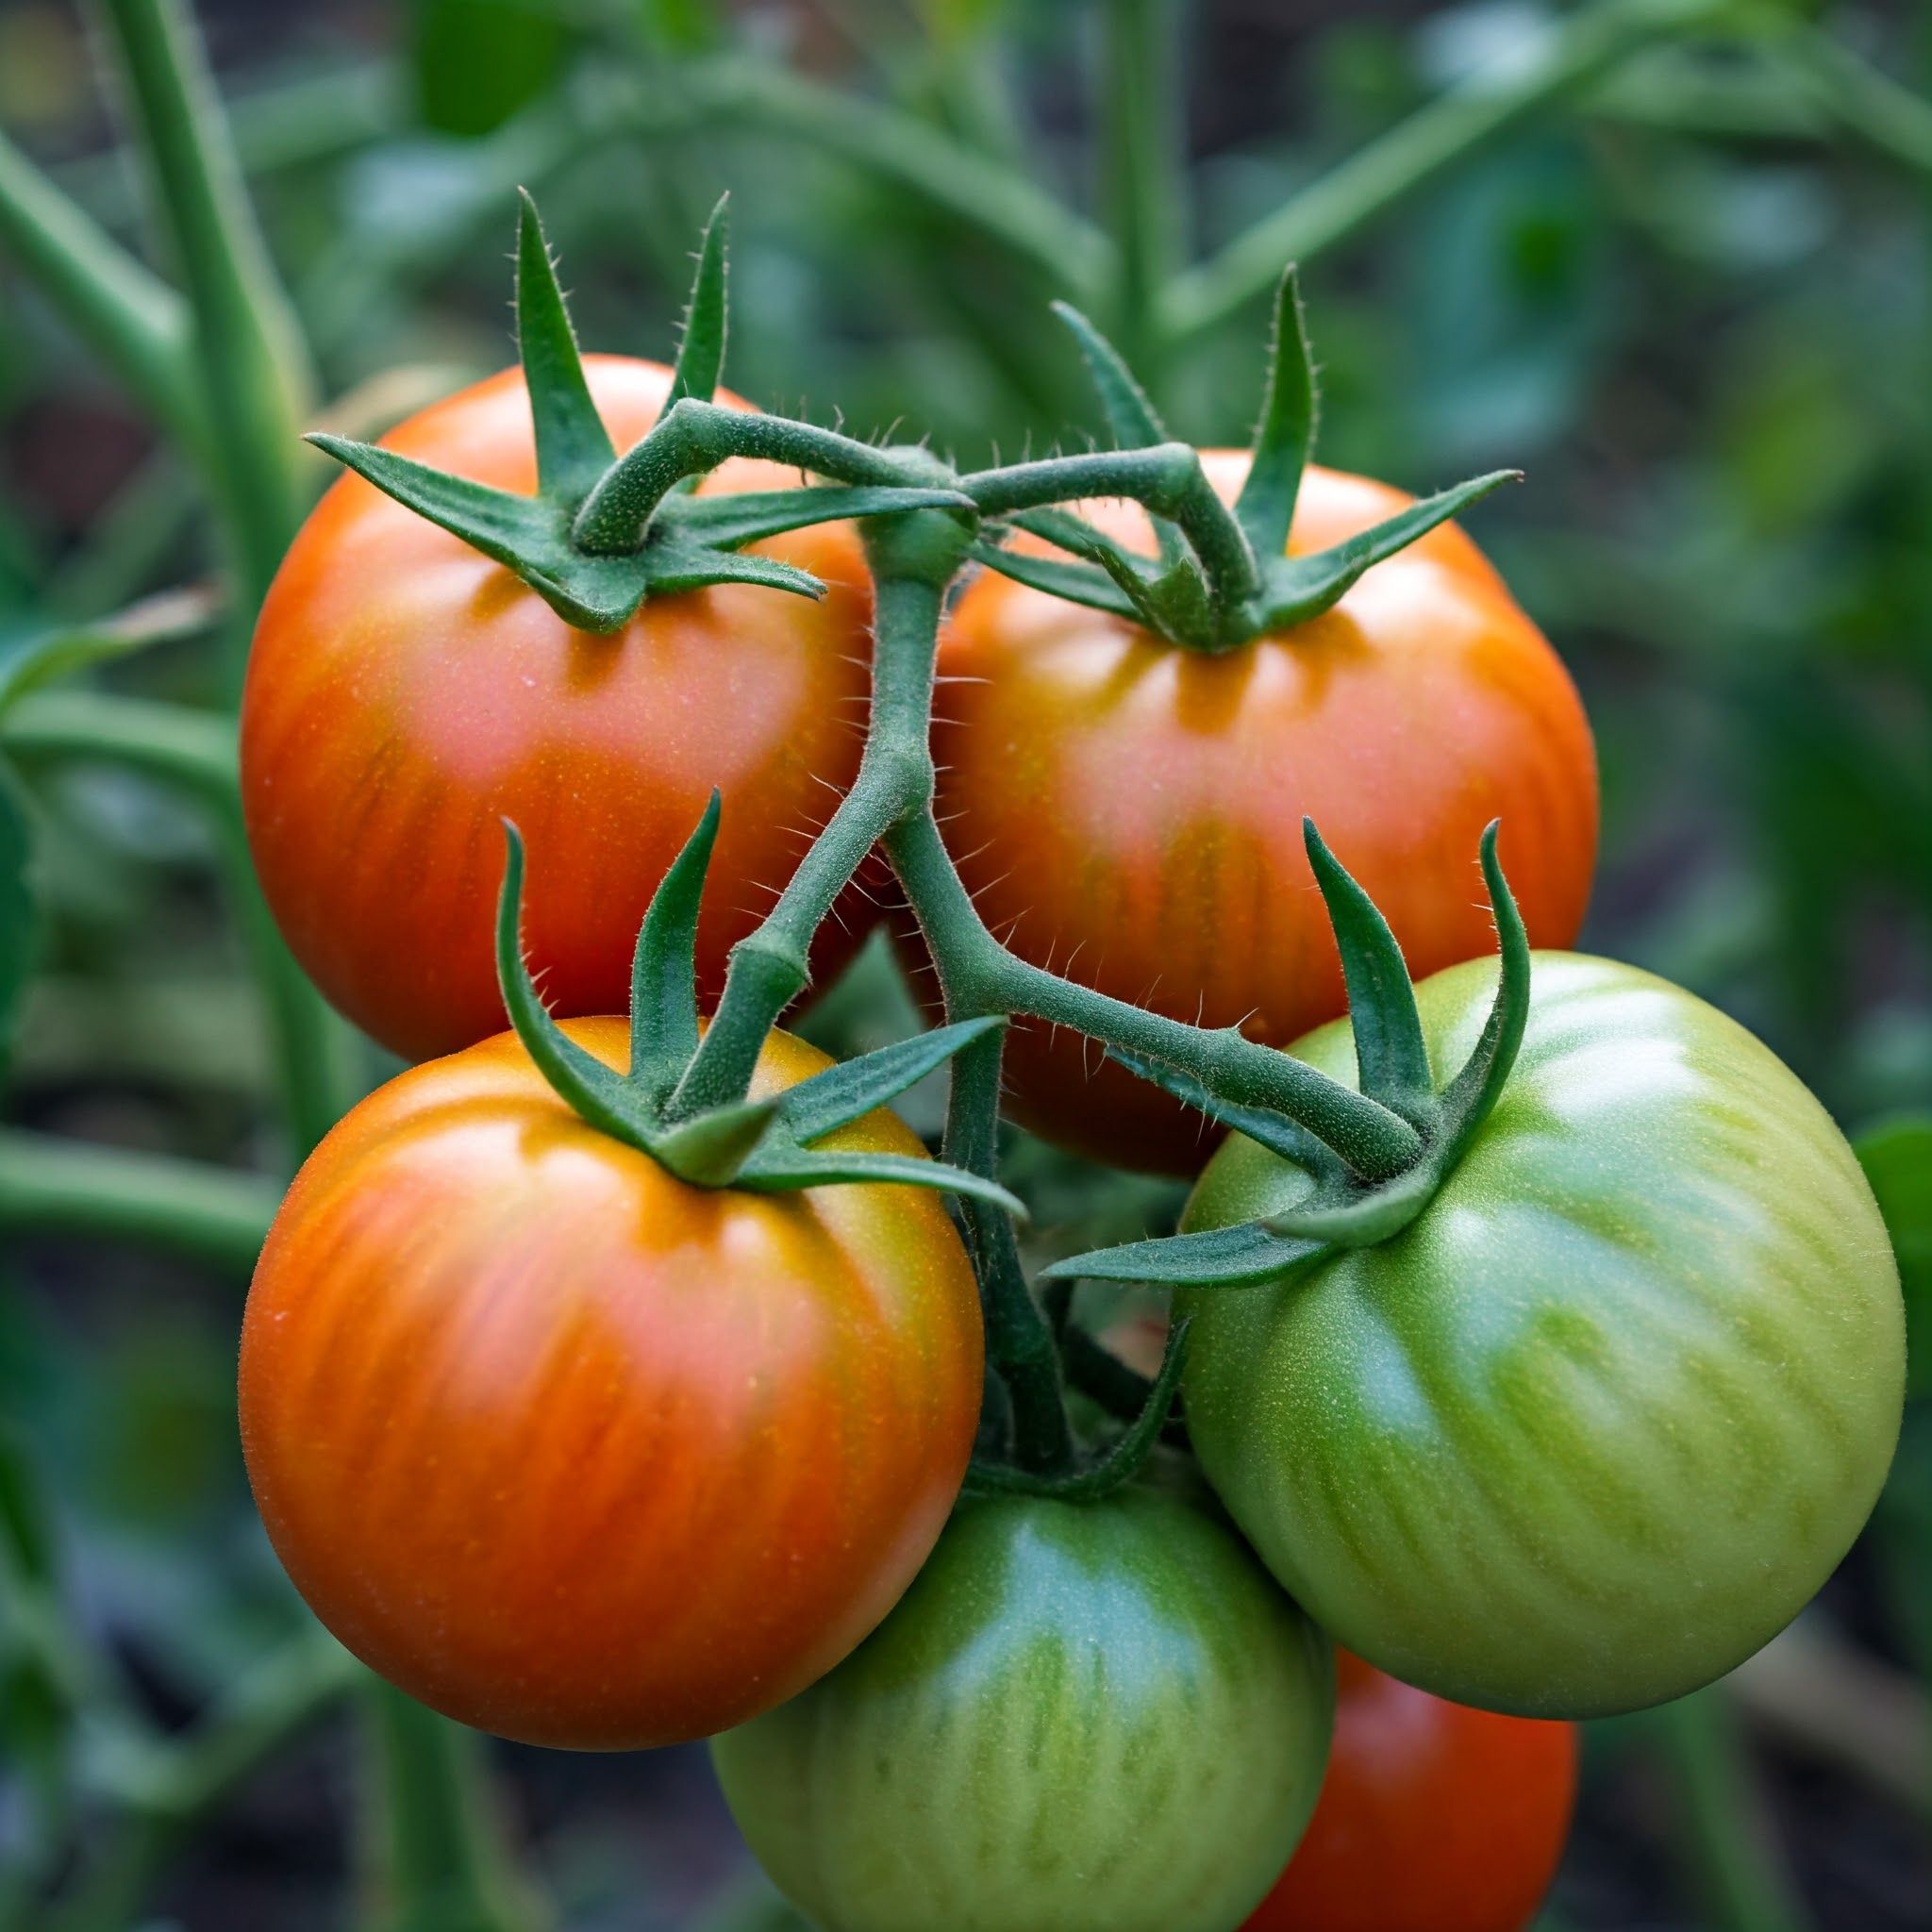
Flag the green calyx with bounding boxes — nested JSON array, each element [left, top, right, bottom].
[[974, 270, 1519, 653], [1041, 820, 1531, 1291], [308, 192, 974, 632], [493, 794, 1024, 1215]]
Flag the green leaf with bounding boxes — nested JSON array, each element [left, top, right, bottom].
[[1051, 300, 1168, 448], [628, 791, 719, 1107], [308, 433, 558, 568], [1856, 1117, 1932, 1402], [0, 760, 35, 1065], [658, 193, 730, 425], [1234, 268, 1318, 564], [665, 485, 980, 552], [411, 0, 568, 138], [515, 190, 614, 502], [965, 1319, 1191, 1505], [966, 540, 1142, 622], [777, 1017, 1007, 1144], [1041, 1221, 1324, 1288], [1303, 819, 1433, 1121], [1251, 470, 1520, 632], [1435, 821, 1532, 1158], [0, 585, 220, 715], [737, 1145, 1027, 1217], [1104, 1045, 1347, 1180], [493, 820, 658, 1145]]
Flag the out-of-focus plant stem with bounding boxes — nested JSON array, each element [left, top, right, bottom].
[[1099, 0, 1182, 391], [1650, 1686, 1814, 1932], [1159, 0, 1754, 342]]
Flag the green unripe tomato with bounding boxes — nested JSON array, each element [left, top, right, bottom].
[[711, 1485, 1334, 1932], [1182, 954, 1905, 1720]]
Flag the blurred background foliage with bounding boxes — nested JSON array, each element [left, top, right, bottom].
[[1, 0, 1930, 1926]]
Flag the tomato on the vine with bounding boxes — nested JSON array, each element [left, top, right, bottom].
[[1243, 1650, 1577, 1932], [1182, 953, 1905, 1718], [712, 1484, 1334, 1932], [242, 358, 873, 1064], [239, 1019, 983, 1751], [928, 457, 1596, 1175]]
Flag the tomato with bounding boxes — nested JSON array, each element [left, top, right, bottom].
[[242, 358, 873, 1064], [927, 456, 1596, 1175], [1243, 1650, 1577, 1932], [1181, 953, 1905, 1718], [238, 1019, 983, 1751], [712, 1484, 1334, 1932]]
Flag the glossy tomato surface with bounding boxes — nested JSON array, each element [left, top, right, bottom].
[[239, 1021, 983, 1751], [1244, 1650, 1577, 1932], [930, 455, 1596, 1174], [242, 358, 872, 1063], [712, 1484, 1334, 1932], [1183, 954, 1905, 1718]]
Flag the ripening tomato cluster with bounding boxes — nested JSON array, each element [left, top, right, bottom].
[[235, 331, 1906, 1932]]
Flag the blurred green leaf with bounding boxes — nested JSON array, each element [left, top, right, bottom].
[[410, 0, 569, 137], [1856, 1116, 1932, 1402], [0, 758, 34, 1061], [0, 585, 220, 715]]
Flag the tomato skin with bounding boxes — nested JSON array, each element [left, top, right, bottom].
[[1243, 1650, 1577, 1932], [930, 455, 1596, 1175], [238, 1020, 983, 1751], [1182, 954, 1905, 1718], [242, 358, 872, 1063], [712, 1485, 1335, 1932]]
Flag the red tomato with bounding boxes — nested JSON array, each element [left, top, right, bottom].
[[238, 1020, 984, 1751], [928, 456, 1597, 1174], [242, 358, 873, 1063], [1243, 1650, 1578, 1932]]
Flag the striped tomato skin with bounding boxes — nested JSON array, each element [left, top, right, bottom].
[[239, 1021, 983, 1751], [242, 358, 873, 1067], [930, 453, 1597, 1177], [1183, 954, 1906, 1719], [712, 1487, 1335, 1932]]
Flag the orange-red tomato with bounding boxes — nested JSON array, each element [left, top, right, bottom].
[[1242, 1650, 1578, 1932], [239, 1020, 984, 1751], [242, 358, 872, 1063], [929, 456, 1597, 1174]]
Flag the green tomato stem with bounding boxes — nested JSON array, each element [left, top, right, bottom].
[[944, 1028, 1074, 1476], [666, 543, 961, 1122], [1158, 0, 1748, 343], [0, 1128, 278, 1276]]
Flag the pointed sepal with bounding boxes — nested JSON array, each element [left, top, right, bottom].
[[775, 1018, 1008, 1144], [515, 189, 615, 501], [963, 1319, 1191, 1504], [735, 1143, 1028, 1217], [966, 540, 1142, 623], [1041, 1221, 1325, 1289], [664, 484, 981, 554], [1052, 301, 1168, 449], [1302, 820, 1433, 1124], [651, 1098, 778, 1186], [1104, 1045, 1349, 1182], [657, 192, 729, 427], [494, 821, 659, 1146], [1250, 470, 1520, 633], [1233, 268, 1318, 564], [1435, 820, 1532, 1158], [997, 508, 1216, 648], [628, 791, 719, 1107]]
